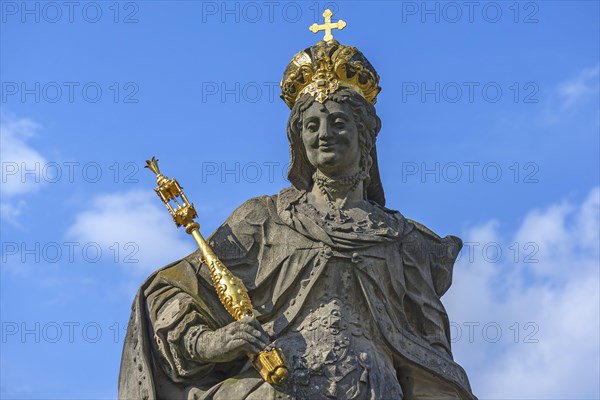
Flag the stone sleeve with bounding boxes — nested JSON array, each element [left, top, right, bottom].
[[148, 289, 217, 382]]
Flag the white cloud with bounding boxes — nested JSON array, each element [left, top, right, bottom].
[[0, 115, 46, 196], [558, 65, 600, 109], [445, 187, 600, 399], [537, 65, 600, 127], [66, 190, 196, 273], [0, 115, 47, 222]]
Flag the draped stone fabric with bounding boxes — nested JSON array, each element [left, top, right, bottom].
[[118, 187, 476, 400]]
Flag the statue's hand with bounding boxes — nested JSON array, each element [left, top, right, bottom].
[[194, 316, 271, 363]]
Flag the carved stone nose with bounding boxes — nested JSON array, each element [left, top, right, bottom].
[[318, 127, 332, 139]]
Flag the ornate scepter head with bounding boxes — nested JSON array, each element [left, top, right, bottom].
[[145, 156, 198, 231]]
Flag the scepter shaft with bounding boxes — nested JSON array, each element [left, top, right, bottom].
[[144, 156, 287, 385], [184, 221, 254, 321]]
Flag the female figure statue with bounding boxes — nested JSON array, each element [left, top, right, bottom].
[[119, 36, 476, 400]]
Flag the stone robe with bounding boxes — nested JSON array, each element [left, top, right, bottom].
[[118, 187, 476, 400]]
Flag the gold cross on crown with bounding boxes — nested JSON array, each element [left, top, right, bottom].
[[309, 9, 346, 42]]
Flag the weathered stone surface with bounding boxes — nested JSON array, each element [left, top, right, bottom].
[[119, 45, 476, 400]]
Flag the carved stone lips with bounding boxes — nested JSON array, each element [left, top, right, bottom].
[[318, 142, 337, 151]]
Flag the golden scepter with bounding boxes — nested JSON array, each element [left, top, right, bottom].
[[145, 156, 288, 385]]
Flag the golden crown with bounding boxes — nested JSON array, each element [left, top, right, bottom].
[[280, 9, 381, 109]]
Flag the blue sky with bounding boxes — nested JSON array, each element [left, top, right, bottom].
[[1, 1, 598, 398]]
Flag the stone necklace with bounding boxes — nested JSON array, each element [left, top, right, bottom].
[[313, 170, 365, 224]]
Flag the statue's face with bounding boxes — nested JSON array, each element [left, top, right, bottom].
[[301, 100, 361, 178]]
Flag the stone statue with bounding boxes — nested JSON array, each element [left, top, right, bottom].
[[119, 11, 476, 400]]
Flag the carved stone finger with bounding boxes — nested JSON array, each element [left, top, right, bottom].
[[231, 338, 262, 355]]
